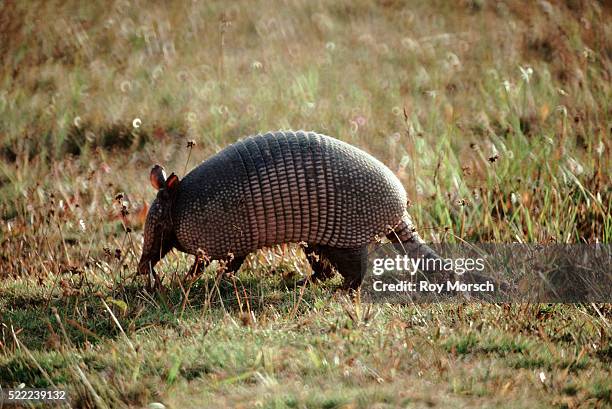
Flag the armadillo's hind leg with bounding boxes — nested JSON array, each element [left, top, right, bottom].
[[386, 212, 448, 281], [387, 213, 441, 262], [387, 212, 424, 247], [305, 244, 335, 281], [322, 246, 368, 291]]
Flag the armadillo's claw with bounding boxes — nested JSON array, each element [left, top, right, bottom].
[[138, 260, 163, 292], [145, 269, 163, 292]]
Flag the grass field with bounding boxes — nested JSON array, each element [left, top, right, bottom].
[[0, 0, 611, 407]]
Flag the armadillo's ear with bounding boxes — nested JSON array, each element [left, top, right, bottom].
[[166, 173, 180, 191], [150, 165, 167, 190]]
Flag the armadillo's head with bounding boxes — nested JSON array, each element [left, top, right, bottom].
[[138, 165, 181, 278]]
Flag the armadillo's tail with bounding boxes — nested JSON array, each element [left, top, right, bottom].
[[387, 212, 511, 292]]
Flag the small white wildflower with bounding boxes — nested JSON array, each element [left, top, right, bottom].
[[567, 157, 584, 175], [557, 88, 568, 96], [446, 52, 461, 69], [73, 116, 82, 128], [251, 60, 263, 70], [152, 65, 164, 80], [519, 66, 534, 83], [556, 105, 567, 116], [539, 371, 546, 383], [502, 80, 512, 92], [511, 192, 519, 204], [79, 219, 86, 232], [595, 140, 605, 156], [120, 80, 132, 93], [325, 41, 336, 51], [538, 0, 554, 15], [425, 90, 437, 99], [132, 118, 141, 128]]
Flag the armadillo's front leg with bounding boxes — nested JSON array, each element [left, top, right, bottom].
[[145, 266, 162, 292]]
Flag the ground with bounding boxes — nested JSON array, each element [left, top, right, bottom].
[[0, 0, 610, 408]]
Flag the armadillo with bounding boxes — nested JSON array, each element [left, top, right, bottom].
[[138, 130, 441, 289]]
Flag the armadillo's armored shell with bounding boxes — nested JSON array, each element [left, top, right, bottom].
[[173, 131, 407, 259]]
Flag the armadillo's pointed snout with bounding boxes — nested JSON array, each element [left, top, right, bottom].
[[140, 193, 165, 286]]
